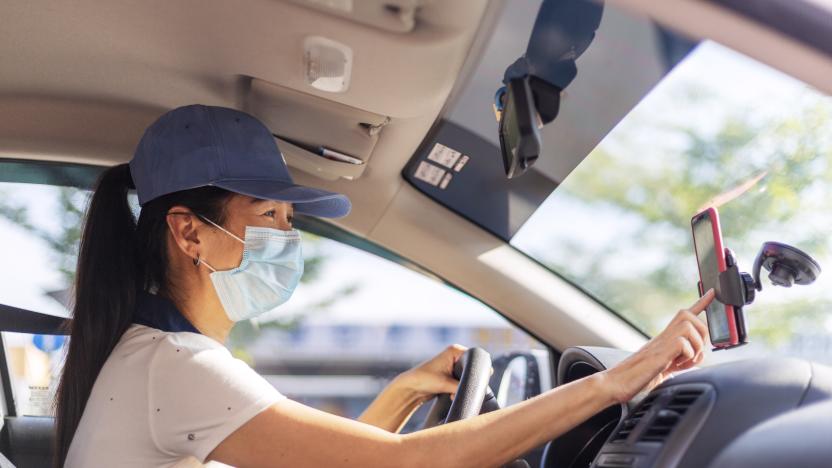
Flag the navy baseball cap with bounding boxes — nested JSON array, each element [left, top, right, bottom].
[[129, 104, 351, 218]]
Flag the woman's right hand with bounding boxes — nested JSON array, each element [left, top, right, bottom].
[[210, 288, 717, 468], [602, 289, 714, 404]]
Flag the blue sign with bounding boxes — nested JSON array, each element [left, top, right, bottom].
[[32, 334, 66, 353]]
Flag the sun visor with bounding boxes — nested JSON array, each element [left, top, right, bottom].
[[403, 120, 557, 241], [243, 78, 390, 181]]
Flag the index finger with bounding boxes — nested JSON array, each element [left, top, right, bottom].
[[688, 289, 715, 315]]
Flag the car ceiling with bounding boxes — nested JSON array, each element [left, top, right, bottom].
[[0, 0, 496, 236]]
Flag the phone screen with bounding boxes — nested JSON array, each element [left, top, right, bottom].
[[692, 214, 731, 344]]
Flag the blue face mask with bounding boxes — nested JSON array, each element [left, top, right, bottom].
[[197, 216, 304, 322]]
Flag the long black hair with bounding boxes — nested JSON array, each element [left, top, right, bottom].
[[54, 163, 232, 466]]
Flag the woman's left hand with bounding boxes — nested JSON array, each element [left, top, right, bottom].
[[393, 344, 467, 404]]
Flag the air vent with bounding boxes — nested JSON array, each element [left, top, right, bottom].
[[610, 395, 657, 443], [640, 389, 704, 443], [666, 389, 702, 414]]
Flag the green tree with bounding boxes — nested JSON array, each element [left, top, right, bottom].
[[540, 89, 832, 344]]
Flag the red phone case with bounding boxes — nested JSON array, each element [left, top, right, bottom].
[[692, 207, 740, 347]]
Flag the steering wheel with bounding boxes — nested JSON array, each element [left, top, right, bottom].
[[420, 347, 499, 428]]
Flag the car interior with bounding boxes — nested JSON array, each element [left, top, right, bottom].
[[1, 0, 832, 467]]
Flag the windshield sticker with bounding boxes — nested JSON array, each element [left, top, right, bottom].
[[453, 155, 470, 172], [427, 143, 463, 169], [439, 172, 453, 190], [414, 161, 446, 186]]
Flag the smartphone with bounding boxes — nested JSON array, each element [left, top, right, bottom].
[[691, 208, 740, 348]]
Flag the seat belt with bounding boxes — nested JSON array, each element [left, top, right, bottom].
[[0, 303, 67, 335]]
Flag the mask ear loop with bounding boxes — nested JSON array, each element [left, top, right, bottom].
[[194, 214, 245, 244], [193, 254, 217, 272], [167, 211, 243, 272]]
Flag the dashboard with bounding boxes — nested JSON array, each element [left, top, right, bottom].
[[541, 347, 832, 468]]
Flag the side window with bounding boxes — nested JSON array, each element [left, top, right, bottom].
[[2, 332, 66, 416], [0, 180, 80, 417], [227, 230, 551, 430], [0, 175, 550, 422]]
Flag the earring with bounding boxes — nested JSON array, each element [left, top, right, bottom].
[[193, 255, 201, 267]]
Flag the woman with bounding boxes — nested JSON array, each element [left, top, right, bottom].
[[59, 104, 713, 467]]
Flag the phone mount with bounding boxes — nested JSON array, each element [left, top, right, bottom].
[[702, 241, 821, 351], [716, 242, 822, 309]]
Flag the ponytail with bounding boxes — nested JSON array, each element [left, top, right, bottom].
[[55, 164, 138, 466], [54, 163, 232, 466]]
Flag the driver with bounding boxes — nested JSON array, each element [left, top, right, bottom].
[[59, 104, 714, 467]]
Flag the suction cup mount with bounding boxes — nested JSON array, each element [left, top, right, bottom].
[[752, 241, 822, 290], [717, 241, 822, 309]]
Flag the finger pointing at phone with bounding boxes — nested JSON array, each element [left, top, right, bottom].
[[602, 289, 714, 403]]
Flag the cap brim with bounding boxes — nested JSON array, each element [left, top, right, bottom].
[[212, 178, 351, 218]]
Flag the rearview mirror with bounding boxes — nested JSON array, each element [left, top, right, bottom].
[[498, 77, 542, 179], [495, 0, 603, 178]]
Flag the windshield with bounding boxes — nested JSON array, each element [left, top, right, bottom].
[[512, 41, 832, 364]]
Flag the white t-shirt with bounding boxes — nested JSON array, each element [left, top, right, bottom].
[[65, 324, 284, 467]]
